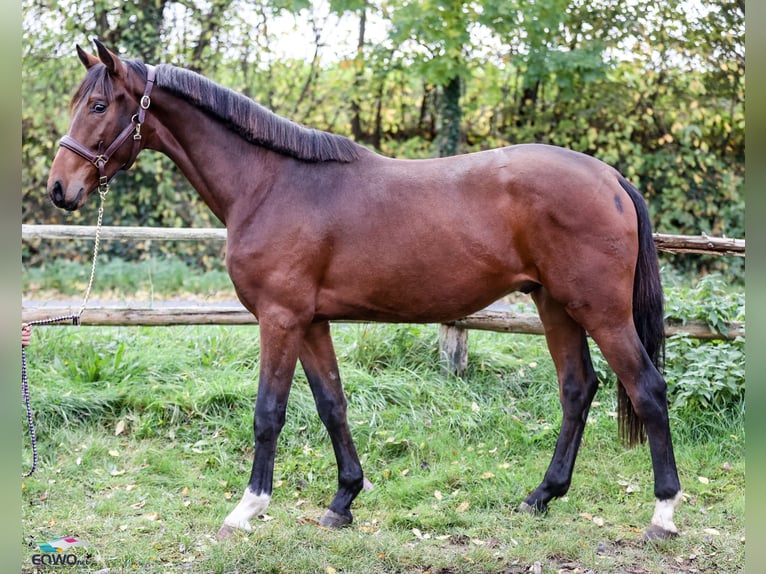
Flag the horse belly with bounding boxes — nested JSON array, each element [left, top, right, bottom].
[[314, 234, 532, 323]]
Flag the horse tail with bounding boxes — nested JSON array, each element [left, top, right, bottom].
[[617, 176, 665, 447]]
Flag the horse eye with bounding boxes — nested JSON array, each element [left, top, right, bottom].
[[91, 103, 108, 114]]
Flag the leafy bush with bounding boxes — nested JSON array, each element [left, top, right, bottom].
[[663, 273, 745, 414]]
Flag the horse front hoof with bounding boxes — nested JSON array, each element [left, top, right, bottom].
[[643, 524, 679, 541], [319, 509, 353, 528], [216, 523, 237, 540], [217, 521, 251, 540]]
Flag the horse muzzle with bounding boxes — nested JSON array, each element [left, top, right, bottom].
[[48, 179, 85, 211]]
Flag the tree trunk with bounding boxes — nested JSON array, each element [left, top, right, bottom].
[[438, 75, 462, 157]]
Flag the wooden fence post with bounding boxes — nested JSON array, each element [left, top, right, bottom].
[[439, 324, 468, 376]]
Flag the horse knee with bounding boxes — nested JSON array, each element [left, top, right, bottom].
[[315, 396, 348, 430], [254, 410, 287, 444]]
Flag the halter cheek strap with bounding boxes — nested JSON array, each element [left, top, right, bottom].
[[59, 65, 156, 190]]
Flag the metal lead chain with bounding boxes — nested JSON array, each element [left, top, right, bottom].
[[78, 185, 108, 317], [22, 186, 108, 477], [21, 347, 37, 478]]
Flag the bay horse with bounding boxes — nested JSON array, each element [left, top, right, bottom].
[[46, 40, 682, 541]]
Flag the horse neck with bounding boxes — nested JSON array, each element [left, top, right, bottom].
[[143, 90, 281, 225]]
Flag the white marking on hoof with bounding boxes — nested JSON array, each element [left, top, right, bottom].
[[650, 491, 683, 535], [221, 488, 271, 534]]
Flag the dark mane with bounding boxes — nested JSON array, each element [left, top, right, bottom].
[[154, 64, 361, 163]]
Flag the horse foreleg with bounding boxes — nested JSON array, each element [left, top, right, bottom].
[[299, 322, 364, 527], [217, 317, 304, 539], [520, 289, 599, 514]]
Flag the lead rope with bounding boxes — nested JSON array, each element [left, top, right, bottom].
[[21, 184, 109, 478]]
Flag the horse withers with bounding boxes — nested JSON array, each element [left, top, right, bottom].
[[46, 40, 682, 541]]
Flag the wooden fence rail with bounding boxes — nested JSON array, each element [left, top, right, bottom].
[[20, 302, 744, 342], [22, 224, 745, 374]]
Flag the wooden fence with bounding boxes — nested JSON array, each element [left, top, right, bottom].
[[22, 224, 745, 373]]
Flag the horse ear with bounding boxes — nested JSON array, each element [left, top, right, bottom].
[[76, 44, 100, 69], [93, 38, 125, 77]]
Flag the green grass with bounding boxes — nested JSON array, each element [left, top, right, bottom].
[[21, 323, 744, 573], [23, 256, 234, 299]]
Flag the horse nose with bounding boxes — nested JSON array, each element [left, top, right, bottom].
[[48, 180, 82, 211]]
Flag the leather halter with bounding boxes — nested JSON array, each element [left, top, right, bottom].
[[59, 65, 156, 190]]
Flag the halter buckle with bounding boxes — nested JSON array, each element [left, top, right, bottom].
[[98, 175, 109, 196]]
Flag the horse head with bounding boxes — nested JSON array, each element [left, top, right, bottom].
[[47, 39, 152, 211]]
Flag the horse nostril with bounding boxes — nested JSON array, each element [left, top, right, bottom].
[[50, 180, 63, 204]]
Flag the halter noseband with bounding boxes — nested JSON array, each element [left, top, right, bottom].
[[59, 65, 156, 192]]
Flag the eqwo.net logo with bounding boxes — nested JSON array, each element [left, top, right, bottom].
[[32, 536, 87, 566]]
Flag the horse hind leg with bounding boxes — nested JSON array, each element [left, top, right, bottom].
[[519, 288, 599, 514], [579, 318, 682, 539], [299, 322, 365, 527]]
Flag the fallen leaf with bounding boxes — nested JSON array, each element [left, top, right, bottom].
[[434, 490, 443, 501], [108, 449, 120, 457], [131, 500, 146, 509], [326, 568, 337, 574], [698, 476, 710, 484], [110, 469, 125, 476], [593, 516, 605, 527], [115, 420, 126, 436], [412, 527, 424, 539], [471, 402, 480, 413], [296, 516, 320, 526], [704, 527, 721, 536], [456, 501, 470, 513], [224, 492, 232, 500], [181, 486, 189, 496], [142, 512, 159, 521], [480, 472, 495, 479]]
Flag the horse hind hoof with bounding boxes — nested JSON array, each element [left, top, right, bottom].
[[319, 509, 353, 528], [643, 524, 679, 541]]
